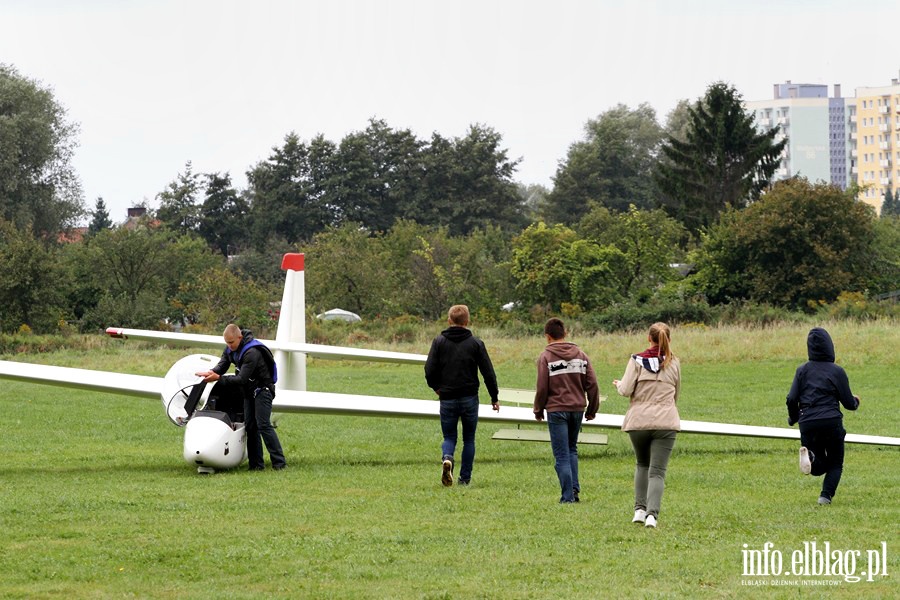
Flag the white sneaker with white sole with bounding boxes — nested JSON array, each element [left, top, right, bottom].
[[644, 514, 657, 528], [799, 447, 812, 475], [632, 509, 647, 523]]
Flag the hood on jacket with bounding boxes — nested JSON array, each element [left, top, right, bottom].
[[807, 327, 835, 363], [543, 342, 583, 361], [441, 326, 473, 343]]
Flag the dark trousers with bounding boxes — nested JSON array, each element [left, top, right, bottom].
[[800, 418, 846, 499], [244, 388, 286, 469], [439, 396, 479, 482]]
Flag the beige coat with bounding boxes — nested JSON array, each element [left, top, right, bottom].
[[614, 355, 681, 431]]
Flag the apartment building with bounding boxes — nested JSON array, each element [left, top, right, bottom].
[[746, 73, 900, 214], [745, 81, 852, 190], [854, 76, 900, 211]]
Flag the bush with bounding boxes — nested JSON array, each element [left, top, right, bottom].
[[714, 300, 805, 328], [818, 291, 900, 320], [582, 296, 716, 333]]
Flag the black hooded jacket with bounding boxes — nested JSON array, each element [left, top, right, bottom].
[[424, 326, 499, 402], [211, 328, 276, 395], [786, 327, 858, 426]]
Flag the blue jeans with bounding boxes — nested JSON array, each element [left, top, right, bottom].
[[548, 411, 583, 502], [244, 388, 286, 470], [440, 396, 480, 482]]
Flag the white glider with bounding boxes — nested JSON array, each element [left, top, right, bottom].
[[2, 252, 896, 476]]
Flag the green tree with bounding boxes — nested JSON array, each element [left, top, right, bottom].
[[247, 133, 334, 247], [81, 227, 219, 328], [509, 222, 579, 310], [655, 82, 785, 233], [880, 188, 899, 217], [87, 196, 113, 235], [330, 119, 423, 232], [305, 223, 390, 317], [0, 64, 84, 236], [663, 99, 693, 143], [176, 266, 273, 331], [198, 172, 249, 256], [578, 204, 688, 297], [156, 161, 201, 234], [545, 103, 664, 225], [0, 220, 70, 332], [517, 182, 549, 222], [690, 178, 876, 308], [869, 215, 900, 294], [418, 124, 526, 235]]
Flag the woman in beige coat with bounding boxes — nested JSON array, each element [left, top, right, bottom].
[[613, 322, 681, 528]]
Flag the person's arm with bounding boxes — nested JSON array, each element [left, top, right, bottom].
[[424, 337, 442, 394], [786, 368, 802, 426], [533, 355, 549, 421], [197, 350, 231, 382], [477, 341, 500, 410], [834, 368, 860, 411], [613, 359, 638, 397], [583, 357, 599, 420]]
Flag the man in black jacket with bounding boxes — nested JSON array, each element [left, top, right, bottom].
[[425, 305, 500, 487], [197, 324, 286, 471], [786, 327, 859, 504]]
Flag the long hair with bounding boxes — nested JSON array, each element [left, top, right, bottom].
[[649, 322, 674, 369]]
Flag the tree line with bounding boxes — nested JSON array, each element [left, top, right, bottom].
[[2, 63, 898, 335]]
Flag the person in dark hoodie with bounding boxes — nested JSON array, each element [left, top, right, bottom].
[[786, 327, 860, 505], [425, 305, 500, 487], [197, 323, 286, 471], [534, 318, 599, 504]]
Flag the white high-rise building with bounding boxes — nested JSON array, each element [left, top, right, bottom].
[[746, 73, 900, 214]]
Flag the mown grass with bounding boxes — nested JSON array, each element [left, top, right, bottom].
[[1, 321, 898, 599]]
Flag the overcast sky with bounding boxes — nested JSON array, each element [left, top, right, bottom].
[[3, 0, 899, 225]]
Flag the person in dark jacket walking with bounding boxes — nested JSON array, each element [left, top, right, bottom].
[[197, 324, 286, 471], [534, 318, 599, 503], [786, 327, 859, 505], [425, 305, 500, 487]]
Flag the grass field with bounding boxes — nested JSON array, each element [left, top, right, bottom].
[[1, 321, 897, 598]]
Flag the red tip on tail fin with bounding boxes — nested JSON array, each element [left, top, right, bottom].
[[281, 253, 304, 272], [106, 327, 125, 338]]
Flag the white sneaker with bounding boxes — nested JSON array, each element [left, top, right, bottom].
[[632, 509, 647, 523], [645, 514, 657, 528], [799, 447, 812, 475]]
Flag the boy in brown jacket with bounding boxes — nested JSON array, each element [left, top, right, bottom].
[[534, 318, 600, 503]]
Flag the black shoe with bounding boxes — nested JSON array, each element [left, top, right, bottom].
[[573, 490, 580, 502], [273, 464, 287, 471], [458, 479, 470, 486], [248, 466, 265, 471]]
